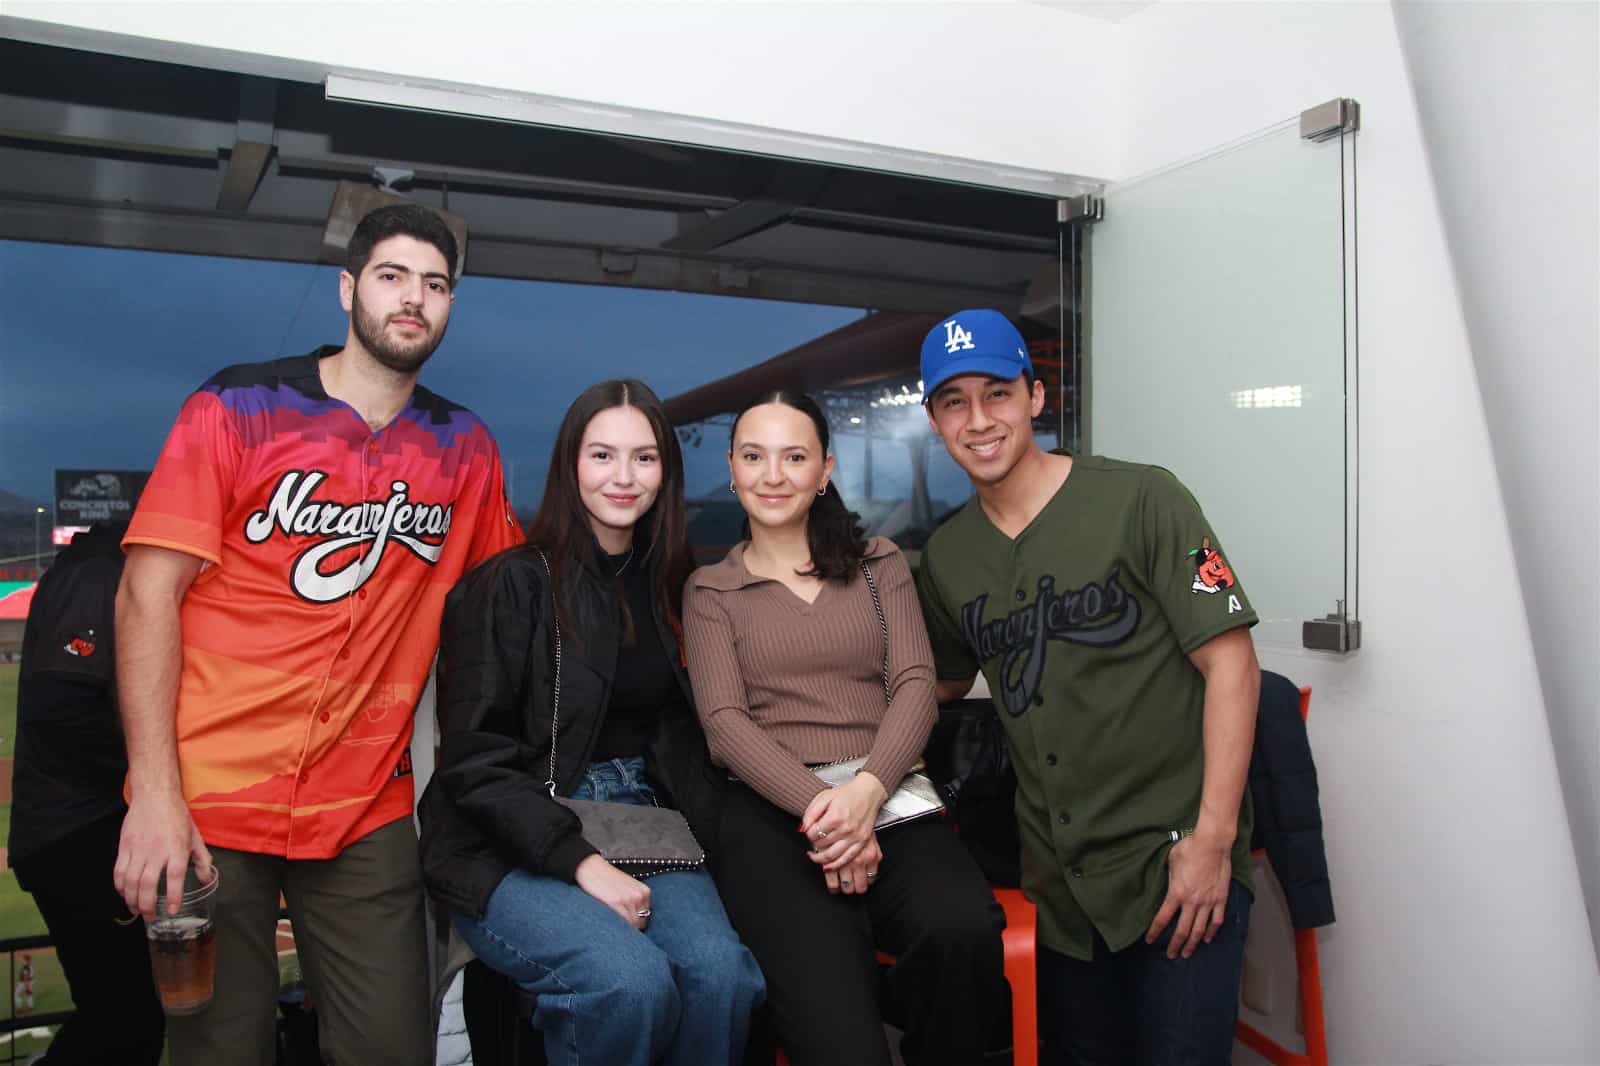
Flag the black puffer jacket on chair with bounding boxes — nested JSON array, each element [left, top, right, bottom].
[[1247, 669, 1336, 929]]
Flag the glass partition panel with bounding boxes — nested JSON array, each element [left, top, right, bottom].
[[1088, 122, 1355, 648]]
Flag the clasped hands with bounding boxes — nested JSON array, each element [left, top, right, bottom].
[[800, 772, 886, 896]]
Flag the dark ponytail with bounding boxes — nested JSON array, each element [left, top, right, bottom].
[[731, 390, 869, 582]]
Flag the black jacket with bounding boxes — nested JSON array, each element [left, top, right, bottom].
[[11, 523, 131, 866], [418, 543, 725, 919], [1247, 670, 1336, 929]]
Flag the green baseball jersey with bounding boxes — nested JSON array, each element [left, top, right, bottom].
[[916, 453, 1257, 960]]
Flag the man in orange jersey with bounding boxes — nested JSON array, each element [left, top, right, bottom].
[[114, 204, 524, 1066]]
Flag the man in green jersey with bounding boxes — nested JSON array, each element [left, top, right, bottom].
[[913, 309, 1260, 1066]]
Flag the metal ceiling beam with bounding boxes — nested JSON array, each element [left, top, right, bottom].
[[0, 94, 739, 214], [662, 163, 831, 253], [0, 194, 1025, 314], [216, 140, 272, 212], [793, 207, 1059, 252], [0, 92, 229, 160], [0, 95, 1057, 252], [467, 234, 1023, 313], [661, 198, 794, 253], [272, 150, 737, 212], [217, 77, 277, 212], [0, 195, 322, 261], [235, 76, 278, 144]]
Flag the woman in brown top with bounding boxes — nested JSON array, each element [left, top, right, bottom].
[[683, 390, 1004, 1066]]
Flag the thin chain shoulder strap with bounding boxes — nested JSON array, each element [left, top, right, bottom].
[[859, 560, 890, 707], [536, 549, 562, 796]]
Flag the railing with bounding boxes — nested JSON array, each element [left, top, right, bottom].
[[0, 933, 72, 1065]]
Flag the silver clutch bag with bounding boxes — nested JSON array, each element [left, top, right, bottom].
[[812, 757, 944, 831]]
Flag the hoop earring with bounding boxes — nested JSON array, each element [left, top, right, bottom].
[[730, 479, 736, 493], [817, 485, 827, 496]]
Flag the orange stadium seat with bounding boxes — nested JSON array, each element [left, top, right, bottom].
[[776, 883, 1038, 1066], [1234, 686, 1329, 1066]]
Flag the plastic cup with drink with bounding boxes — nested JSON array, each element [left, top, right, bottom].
[[146, 864, 220, 1015]]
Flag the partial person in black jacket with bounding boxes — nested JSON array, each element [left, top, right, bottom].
[[9, 523, 165, 1065], [418, 379, 764, 1066]]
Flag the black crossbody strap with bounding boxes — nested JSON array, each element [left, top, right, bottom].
[[859, 560, 890, 707], [536, 549, 562, 796]]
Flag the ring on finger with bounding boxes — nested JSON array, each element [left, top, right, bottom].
[[840, 879, 851, 887], [866, 869, 877, 879], [636, 909, 651, 918]]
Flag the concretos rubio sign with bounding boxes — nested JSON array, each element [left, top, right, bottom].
[[54, 469, 149, 524]]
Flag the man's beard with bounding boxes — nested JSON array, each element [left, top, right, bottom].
[[350, 291, 448, 374]]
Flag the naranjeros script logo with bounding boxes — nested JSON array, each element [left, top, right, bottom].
[[960, 570, 1140, 718], [245, 470, 452, 603]]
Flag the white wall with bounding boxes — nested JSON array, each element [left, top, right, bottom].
[[1390, 0, 1600, 962], [0, 0, 1123, 187], [1110, 2, 1600, 1062]]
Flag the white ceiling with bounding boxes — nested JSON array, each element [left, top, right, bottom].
[[1026, 1, 1157, 23]]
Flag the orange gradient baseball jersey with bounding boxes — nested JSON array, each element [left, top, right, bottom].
[[126, 348, 524, 858]]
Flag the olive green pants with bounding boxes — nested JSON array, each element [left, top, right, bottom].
[[166, 817, 432, 1066]]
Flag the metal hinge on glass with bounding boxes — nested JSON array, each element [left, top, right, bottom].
[[1302, 599, 1361, 653]]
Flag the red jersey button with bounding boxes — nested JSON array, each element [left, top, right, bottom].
[[339, 648, 351, 659], [368, 440, 380, 452], [319, 711, 331, 723], [358, 589, 368, 600]]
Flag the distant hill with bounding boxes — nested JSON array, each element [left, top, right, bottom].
[[0, 489, 44, 516]]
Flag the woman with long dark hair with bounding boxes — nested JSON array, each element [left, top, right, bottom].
[[683, 389, 1004, 1066], [419, 379, 764, 1066]]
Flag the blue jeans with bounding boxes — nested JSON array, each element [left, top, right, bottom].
[[1038, 880, 1253, 1066], [453, 757, 765, 1066]]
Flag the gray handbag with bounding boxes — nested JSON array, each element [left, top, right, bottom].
[[536, 550, 705, 878]]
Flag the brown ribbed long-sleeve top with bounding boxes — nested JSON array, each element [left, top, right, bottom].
[[682, 537, 937, 817]]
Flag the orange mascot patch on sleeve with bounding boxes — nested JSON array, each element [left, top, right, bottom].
[[1187, 537, 1237, 595]]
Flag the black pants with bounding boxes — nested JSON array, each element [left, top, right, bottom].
[[1038, 880, 1253, 1066], [714, 782, 1005, 1066], [12, 811, 166, 1066]]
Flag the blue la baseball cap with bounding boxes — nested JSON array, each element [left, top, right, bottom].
[[919, 310, 1033, 398]]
